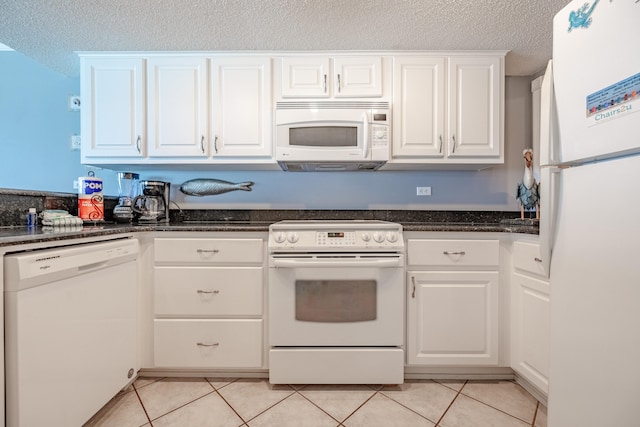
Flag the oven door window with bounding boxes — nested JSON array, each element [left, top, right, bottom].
[[289, 126, 358, 147], [295, 280, 376, 322]]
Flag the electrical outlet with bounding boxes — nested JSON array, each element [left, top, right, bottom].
[[70, 134, 81, 150], [416, 186, 432, 196], [68, 95, 81, 111]]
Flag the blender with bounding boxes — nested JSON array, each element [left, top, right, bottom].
[[112, 172, 140, 223]]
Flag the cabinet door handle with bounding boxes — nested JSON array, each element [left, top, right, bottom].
[[323, 74, 327, 93], [337, 74, 341, 93], [196, 342, 220, 347], [197, 289, 220, 295], [534, 257, 543, 263], [214, 135, 218, 154], [451, 134, 457, 154], [136, 135, 141, 153], [197, 249, 219, 254], [411, 276, 416, 299], [443, 251, 466, 255], [200, 136, 205, 153], [439, 135, 443, 153]]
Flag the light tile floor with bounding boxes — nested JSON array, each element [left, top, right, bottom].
[[84, 377, 547, 427]]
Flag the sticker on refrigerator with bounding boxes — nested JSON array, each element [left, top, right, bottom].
[[586, 72, 640, 126]]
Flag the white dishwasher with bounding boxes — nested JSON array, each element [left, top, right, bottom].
[[4, 238, 139, 427]]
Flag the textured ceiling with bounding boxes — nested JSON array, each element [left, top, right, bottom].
[[0, 0, 571, 77]]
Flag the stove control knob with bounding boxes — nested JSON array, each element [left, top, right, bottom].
[[386, 232, 399, 243], [361, 232, 371, 242], [274, 232, 287, 244], [373, 232, 385, 243], [287, 232, 299, 244]]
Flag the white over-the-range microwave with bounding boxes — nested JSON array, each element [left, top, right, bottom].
[[275, 101, 390, 172]]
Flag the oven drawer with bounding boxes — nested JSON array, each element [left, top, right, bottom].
[[407, 239, 499, 268], [154, 319, 263, 368], [154, 238, 263, 264], [512, 240, 546, 277], [154, 267, 263, 316]]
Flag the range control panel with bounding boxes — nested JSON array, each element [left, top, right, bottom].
[[269, 220, 404, 252]]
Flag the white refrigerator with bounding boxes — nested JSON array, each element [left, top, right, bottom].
[[540, 1, 640, 426]]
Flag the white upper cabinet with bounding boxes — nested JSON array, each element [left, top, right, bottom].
[[333, 57, 383, 97], [280, 56, 382, 98], [447, 56, 501, 158], [391, 56, 445, 158], [388, 54, 504, 168], [210, 57, 273, 158], [79, 51, 504, 168], [147, 57, 209, 157], [80, 57, 146, 159]]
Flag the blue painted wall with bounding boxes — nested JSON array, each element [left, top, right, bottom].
[[1, 51, 530, 211]]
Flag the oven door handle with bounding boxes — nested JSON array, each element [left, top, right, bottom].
[[270, 257, 402, 268]]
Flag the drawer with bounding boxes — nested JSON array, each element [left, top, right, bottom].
[[512, 241, 546, 277], [154, 238, 263, 264], [154, 267, 263, 316], [154, 319, 263, 368], [407, 239, 499, 268]]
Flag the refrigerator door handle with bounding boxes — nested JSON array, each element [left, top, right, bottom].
[[539, 165, 561, 278]]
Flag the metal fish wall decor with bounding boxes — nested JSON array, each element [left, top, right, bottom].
[[179, 179, 254, 197]]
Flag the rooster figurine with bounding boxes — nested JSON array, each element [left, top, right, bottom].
[[516, 148, 539, 220]]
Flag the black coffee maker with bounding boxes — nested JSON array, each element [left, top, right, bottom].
[[132, 180, 170, 223]]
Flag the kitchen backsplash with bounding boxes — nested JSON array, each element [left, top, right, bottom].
[[0, 188, 117, 226], [0, 188, 535, 227]]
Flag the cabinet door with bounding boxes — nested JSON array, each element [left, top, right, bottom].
[[147, 57, 208, 157], [391, 57, 445, 159], [333, 56, 383, 97], [81, 57, 145, 159], [281, 57, 331, 98], [511, 272, 550, 393], [210, 57, 272, 158], [447, 56, 501, 158], [407, 271, 499, 365]]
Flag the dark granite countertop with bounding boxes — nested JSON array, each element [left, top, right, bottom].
[[0, 217, 538, 249]]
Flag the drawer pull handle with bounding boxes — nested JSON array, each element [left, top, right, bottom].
[[197, 289, 220, 295], [534, 257, 543, 263], [197, 249, 219, 254], [443, 251, 466, 255], [196, 342, 220, 347]]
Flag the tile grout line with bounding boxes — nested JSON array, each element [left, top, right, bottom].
[[206, 378, 250, 426], [218, 382, 298, 425], [455, 382, 538, 425], [294, 389, 344, 425], [377, 387, 446, 425], [133, 386, 153, 426], [338, 389, 382, 425], [142, 377, 217, 425], [435, 379, 468, 426], [531, 401, 540, 426]]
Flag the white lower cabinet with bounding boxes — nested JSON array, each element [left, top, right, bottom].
[[152, 236, 265, 369], [154, 319, 262, 368], [406, 238, 501, 366], [511, 238, 550, 394], [408, 271, 499, 365]]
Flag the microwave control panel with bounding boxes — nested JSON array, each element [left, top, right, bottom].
[[371, 125, 389, 147]]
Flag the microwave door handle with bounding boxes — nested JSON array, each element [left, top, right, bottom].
[[363, 112, 370, 158]]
